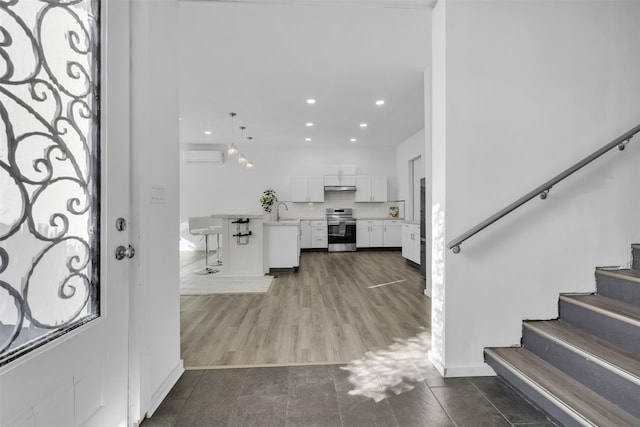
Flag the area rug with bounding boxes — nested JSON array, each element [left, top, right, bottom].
[[180, 275, 274, 295]]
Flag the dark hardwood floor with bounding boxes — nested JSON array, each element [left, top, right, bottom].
[[180, 250, 430, 368]]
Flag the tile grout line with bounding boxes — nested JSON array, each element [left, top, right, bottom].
[[469, 378, 519, 427], [426, 380, 461, 427], [331, 367, 346, 427], [284, 366, 292, 426], [172, 370, 205, 426]]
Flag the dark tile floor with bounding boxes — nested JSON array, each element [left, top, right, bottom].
[[140, 362, 554, 427]]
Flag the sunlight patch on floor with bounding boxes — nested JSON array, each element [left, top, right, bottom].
[[342, 329, 431, 402]]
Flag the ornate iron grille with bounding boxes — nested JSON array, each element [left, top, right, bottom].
[[0, 0, 100, 366]]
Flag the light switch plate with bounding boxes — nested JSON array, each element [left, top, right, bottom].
[[150, 185, 166, 203]]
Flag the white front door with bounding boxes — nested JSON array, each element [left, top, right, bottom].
[[0, 1, 133, 426]]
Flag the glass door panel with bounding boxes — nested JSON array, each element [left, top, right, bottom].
[[0, 0, 100, 366]]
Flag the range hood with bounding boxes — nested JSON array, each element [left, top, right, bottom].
[[324, 185, 357, 192]]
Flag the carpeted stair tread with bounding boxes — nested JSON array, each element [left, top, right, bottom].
[[560, 294, 640, 326], [523, 320, 640, 383], [485, 347, 640, 427]]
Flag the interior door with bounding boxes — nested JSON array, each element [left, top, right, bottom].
[[0, 1, 132, 426]]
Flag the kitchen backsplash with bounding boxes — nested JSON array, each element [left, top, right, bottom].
[[276, 192, 405, 220]]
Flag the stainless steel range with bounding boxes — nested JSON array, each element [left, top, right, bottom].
[[326, 208, 357, 252]]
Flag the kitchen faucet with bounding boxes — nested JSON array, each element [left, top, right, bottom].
[[276, 202, 288, 221]]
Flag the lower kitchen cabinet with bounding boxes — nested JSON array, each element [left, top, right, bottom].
[[356, 220, 384, 248], [300, 220, 311, 248], [383, 220, 402, 247], [301, 220, 327, 249], [265, 222, 300, 269], [402, 223, 420, 264]]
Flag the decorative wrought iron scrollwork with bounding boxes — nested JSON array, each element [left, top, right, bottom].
[[0, 0, 100, 366]]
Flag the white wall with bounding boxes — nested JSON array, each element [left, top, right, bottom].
[[396, 129, 425, 222], [396, 127, 433, 295], [130, 0, 183, 420], [180, 144, 398, 220], [431, 0, 640, 377]]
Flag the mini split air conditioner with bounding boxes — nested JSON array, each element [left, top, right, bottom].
[[183, 150, 224, 163]]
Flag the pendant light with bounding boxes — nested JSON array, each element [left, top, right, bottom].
[[237, 125, 254, 167], [227, 112, 238, 156]]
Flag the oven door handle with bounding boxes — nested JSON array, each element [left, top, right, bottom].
[[327, 220, 356, 225]]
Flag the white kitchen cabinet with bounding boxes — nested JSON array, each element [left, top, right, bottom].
[[355, 175, 387, 202], [324, 165, 356, 188], [323, 164, 356, 176], [300, 220, 312, 249], [402, 223, 420, 264], [324, 174, 356, 187], [265, 221, 301, 269], [292, 176, 324, 203], [383, 220, 402, 247], [310, 220, 328, 249], [356, 220, 384, 248]]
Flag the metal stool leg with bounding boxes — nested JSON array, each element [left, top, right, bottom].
[[211, 233, 222, 266], [194, 233, 219, 275]]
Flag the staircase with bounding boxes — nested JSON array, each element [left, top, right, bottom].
[[484, 244, 640, 427]]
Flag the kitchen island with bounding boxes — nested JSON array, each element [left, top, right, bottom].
[[213, 214, 269, 276]]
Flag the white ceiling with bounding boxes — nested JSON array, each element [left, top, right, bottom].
[[178, 0, 431, 149]]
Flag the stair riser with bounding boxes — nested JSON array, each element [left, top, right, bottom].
[[596, 273, 640, 308], [484, 351, 581, 427], [560, 300, 640, 356], [633, 247, 640, 270], [523, 326, 640, 418]]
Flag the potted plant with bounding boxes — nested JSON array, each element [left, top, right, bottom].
[[260, 188, 278, 214]]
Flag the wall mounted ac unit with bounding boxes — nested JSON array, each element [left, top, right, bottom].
[[183, 150, 224, 163]]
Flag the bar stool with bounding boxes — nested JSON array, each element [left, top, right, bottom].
[[209, 217, 223, 266], [188, 216, 220, 275]]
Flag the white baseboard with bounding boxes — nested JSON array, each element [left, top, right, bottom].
[[146, 359, 184, 417], [428, 352, 496, 378], [443, 364, 496, 378]]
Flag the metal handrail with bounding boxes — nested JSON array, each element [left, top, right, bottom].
[[447, 122, 640, 253]]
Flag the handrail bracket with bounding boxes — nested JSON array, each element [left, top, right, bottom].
[[618, 138, 631, 151], [539, 189, 550, 200]]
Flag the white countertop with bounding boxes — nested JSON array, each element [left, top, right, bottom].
[[211, 213, 267, 219], [263, 219, 301, 226], [356, 217, 404, 220]]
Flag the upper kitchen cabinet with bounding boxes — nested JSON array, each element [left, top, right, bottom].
[[324, 164, 356, 187], [292, 176, 324, 203], [324, 175, 356, 187], [355, 175, 387, 202]]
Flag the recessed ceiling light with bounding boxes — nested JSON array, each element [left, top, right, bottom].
[[306, 99, 316, 104], [204, 130, 212, 135], [359, 123, 368, 128], [375, 100, 385, 106], [306, 122, 314, 127], [350, 138, 357, 142], [305, 138, 312, 141]]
